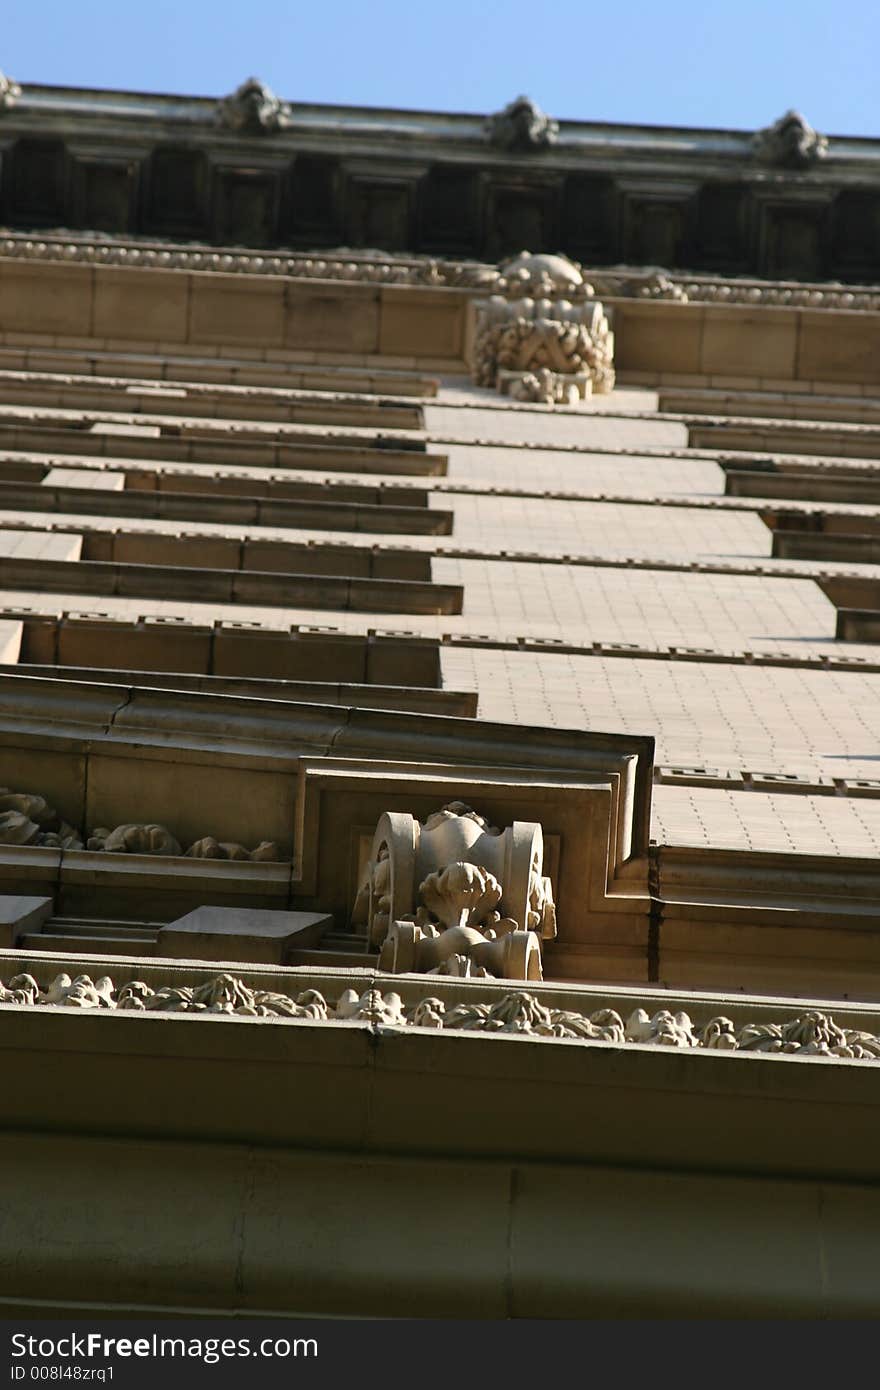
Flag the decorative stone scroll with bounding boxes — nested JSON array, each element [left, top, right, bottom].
[[351, 800, 556, 981], [752, 110, 828, 168], [485, 96, 558, 151], [2, 972, 879, 1061], [0, 71, 20, 112], [0, 787, 279, 860], [215, 77, 293, 134], [471, 251, 615, 403]]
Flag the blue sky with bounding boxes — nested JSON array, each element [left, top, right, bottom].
[[5, 0, 878, 136]]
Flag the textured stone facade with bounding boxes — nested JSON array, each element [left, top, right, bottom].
[[0, 79, 878, 280], [1, 82, 880, 1319]]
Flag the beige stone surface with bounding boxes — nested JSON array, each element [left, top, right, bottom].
[[0, 619, 21, 663], [89, 421, 161, 439], [189, 274, 286, 348], [159, 906, 331, 964], [432, 559, 840, 652], [435, 380, 660, 413], [439, 648, 880, 782], [379, 287, 464, 360], [8, 180, 880, 1323], [42, 467, 125, 491], [423, 403, 689, 450], [613, 303, 705, 375], [439, 444, 726, 496], [285, 283, 380, 354], [0, 262, 94, 337], [700, 308, 798, 379], [0, 576, 864, 662], [652, 784, 880, 856], [3, 285, 880, 871], [434, 494, 771, 560], [0, 528, 82, 560], [0, 894, 52, 946], [92, 269, 190, 343], [797, 312, 880, 385]]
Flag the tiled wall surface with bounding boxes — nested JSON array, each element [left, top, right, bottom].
[[2, 344, 879, 855], [652, 784, 880, 856], [440, 648, 880, 781]]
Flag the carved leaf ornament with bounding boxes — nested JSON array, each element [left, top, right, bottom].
[[2, 972, 878, 1061], [0, 787, 280, 860]]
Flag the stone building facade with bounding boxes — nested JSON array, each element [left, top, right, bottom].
[[0, 79, 880, 1318]]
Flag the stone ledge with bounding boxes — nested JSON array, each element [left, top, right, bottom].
[[3, 232, 880, 314], [3, 953, 880, 1059], [0, 952, 879, 1185]]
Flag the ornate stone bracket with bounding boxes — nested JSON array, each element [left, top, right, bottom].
[[351, 800, 556, 981], [752, 110, 828, 167], [484, 96, 558, 151], [470, 251, 615, 403], [215, 77, 292, 134]]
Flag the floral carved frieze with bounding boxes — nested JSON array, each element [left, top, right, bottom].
[[0, 787, 280, 861], [215, 77, 293, 134], [471, 251, 615, 403], [351, 800, 556, 981], [0, 788, 82, 850], [1, 972, 878, 1061]]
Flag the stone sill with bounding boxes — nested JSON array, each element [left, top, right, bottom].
[[1, 951, 879, 1183]]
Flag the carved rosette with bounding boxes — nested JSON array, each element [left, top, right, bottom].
[[351, 800, 556, 982], [485, 96, 558, 151], [471, 251, 615, 403], [215, 77, 292, 134], [752, 110, 828, 168]]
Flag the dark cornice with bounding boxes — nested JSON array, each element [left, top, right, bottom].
[[5, 83, 878, 166], [0, 80, 878, 282]]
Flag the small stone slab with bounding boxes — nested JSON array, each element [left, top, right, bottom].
[[0, 895, 53, 947], [158, 906, 332, 965]]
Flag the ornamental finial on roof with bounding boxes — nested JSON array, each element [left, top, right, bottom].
[[0, 70, 20, 112], [485, 95, 558, 151], [216, 77, 292, 134], [752, 109, 828, 167]]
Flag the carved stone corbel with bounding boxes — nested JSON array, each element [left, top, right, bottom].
[[752, 110, 828, 167], [471, 251, 615, 403], [485, 96, 558, 151], [351, 800, 556, 981], [215, 77, 292, 134]]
